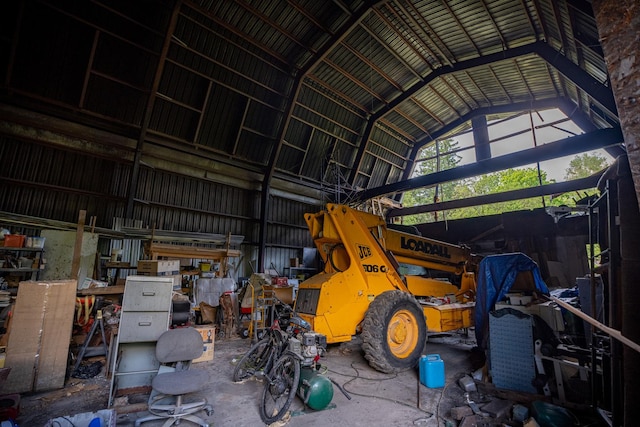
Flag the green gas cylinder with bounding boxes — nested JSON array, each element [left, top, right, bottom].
[[297, 367, 334, 410]]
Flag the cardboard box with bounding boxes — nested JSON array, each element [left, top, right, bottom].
[[192, 326, 215, 363], [137, 260, 180, 275], [4, 280, 77, 393]]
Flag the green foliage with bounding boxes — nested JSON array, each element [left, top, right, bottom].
[[550, 153, 610, 207], [564, 153, 609, 180], [401, 148, 611, 224], [447, 168, 551, 220], [403, 139, 462, 224]]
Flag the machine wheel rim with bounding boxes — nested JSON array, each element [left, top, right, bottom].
[[387, 308, 418, 359]]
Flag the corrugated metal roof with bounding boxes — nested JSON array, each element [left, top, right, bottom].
[[2, 0, 619, 198]]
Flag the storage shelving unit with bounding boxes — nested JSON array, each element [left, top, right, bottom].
[[0, 246, 45, 282], [588, 179, 621, 427]]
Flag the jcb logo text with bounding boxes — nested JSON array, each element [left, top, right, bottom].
[[357, 244, 372, 260]]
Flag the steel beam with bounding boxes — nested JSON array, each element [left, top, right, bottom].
[[126, 1, 181, 218], [350, 41, 617, 186], [387, 174, 600, 217], [355, 126, 624, 201], [472, 115, 491, 161], [398, 99, 566, 184], [259, 2, 384, 271], [535, 42, 617, 116], [349, 42, 549, 186]]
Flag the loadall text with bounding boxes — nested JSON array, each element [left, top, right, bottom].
[[400, 237, 451, 259]]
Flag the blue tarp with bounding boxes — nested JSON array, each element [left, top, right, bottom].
[[474, 253, 549, 348]]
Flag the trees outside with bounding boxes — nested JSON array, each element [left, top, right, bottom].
[[445, 167, 552, 220], [402, 139, 464, 224], [564, 153, 609, 181], [401, 150, 611, 224], [548, 153, 611, 207]]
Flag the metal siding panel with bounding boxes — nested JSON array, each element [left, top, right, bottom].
[[0, 137, 128, 226], [197, 85, 247, 152], [235, 130, 272, 164]]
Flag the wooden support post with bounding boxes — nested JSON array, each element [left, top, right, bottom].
[[71, 210, 86, 280]]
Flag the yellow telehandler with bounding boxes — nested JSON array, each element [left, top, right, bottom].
[[295, 203, 478, 373]]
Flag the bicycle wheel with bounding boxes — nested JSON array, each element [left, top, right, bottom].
[[260, 353, 300, 424], [233, 336, 275, 382]]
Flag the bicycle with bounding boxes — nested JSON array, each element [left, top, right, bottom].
[[232, 298, 295, 382], [234, 307, 329, 424], [232, 319, 289, 383], [260, 349, 301, 424], [259, 315, 316, 424]]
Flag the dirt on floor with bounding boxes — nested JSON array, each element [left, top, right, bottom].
[[14, 331, 607, 427]]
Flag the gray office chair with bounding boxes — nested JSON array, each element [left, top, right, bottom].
[[135, 327, 213, 427]]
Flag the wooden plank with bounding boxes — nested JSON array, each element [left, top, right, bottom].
[[146, 242, 241, 259], [105, 262, 132, 268], [71, 210, 87, 280], [4, 283, 49, 393], [77, 285, 125, 296], [550, 296, 640, 354], [36, 280, 78, 392], [113, 403, 149, 415], [4, 280, 76, 393]]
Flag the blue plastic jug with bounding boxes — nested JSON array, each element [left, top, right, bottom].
[[419, 354, 445, 388]]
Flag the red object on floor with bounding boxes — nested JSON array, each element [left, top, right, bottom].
[[0, 394, 20, 421]]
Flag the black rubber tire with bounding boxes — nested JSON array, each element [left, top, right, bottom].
[[260, 353, 300, 424], [361, 290, 427, 374], [239, 327, 249, 339], [232, 336, 275, 382]]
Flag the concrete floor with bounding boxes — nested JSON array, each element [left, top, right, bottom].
[[20, 332, 479, 427]]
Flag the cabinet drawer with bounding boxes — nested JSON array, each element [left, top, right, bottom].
[[122, 276, 173, 312], [119, 311, 169, 342]]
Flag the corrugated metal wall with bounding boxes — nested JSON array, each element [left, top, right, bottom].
[[0, 137, 128, 223], [0, 132, 321, 280]]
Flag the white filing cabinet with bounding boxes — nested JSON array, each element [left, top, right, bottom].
[[109, 275, 174, 407]]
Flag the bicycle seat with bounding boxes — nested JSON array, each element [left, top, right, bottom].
[[288, 316, 311, 332]]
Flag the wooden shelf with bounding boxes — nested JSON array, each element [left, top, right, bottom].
[[0, 268, 40, 273], [1, 246, 45, 280], [106, 262, 134, 269], [145, 242, 240, 260], [141, 231, 242, 277], [77, 284, 125, 295]]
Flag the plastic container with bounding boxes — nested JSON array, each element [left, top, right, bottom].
[[419, 354, 445, 388], [3, 235, 25, 248], [531, 401, 579, 427], [25, 236, 46, 248], [506, 292, 532, 305]]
